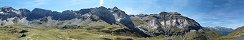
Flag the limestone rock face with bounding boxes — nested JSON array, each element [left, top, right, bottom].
[[111, 7, 133, 27], [131, 12, 202, 36], [110, 7, 151, 37], [88, 6, 116, 24]]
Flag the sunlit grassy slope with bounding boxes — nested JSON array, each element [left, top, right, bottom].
[[0, 22, 224, 40], [0, 23, 170, 40]]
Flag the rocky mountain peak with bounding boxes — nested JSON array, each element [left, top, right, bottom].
[[131, 12, 202, 36], [97, 6, 107, 10], [26, 8, 53, 20], [19, 8, 31, 17], [32, 8, 51, 12], [160, 12, 181, 15], [0, 6, 14, 10], [112, 6, 119, 10], [19, 8, 29, 11], [0, 6, 16, 13]]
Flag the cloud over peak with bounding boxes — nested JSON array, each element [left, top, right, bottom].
[[100, 0, 104, 6]]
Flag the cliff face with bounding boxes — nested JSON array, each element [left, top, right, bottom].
[[131, 12, 202, 36], [0, 6, 203, 37]]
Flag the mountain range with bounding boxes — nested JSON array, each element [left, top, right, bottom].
[[0, 6, 242, 40]]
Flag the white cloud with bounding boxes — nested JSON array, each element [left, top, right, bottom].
[[100, 0, 104, 6]]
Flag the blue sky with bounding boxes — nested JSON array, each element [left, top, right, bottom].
[[1, 0, 244, 29]]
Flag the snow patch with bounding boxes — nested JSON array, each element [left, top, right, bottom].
[[0, 12, 4, 14]]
